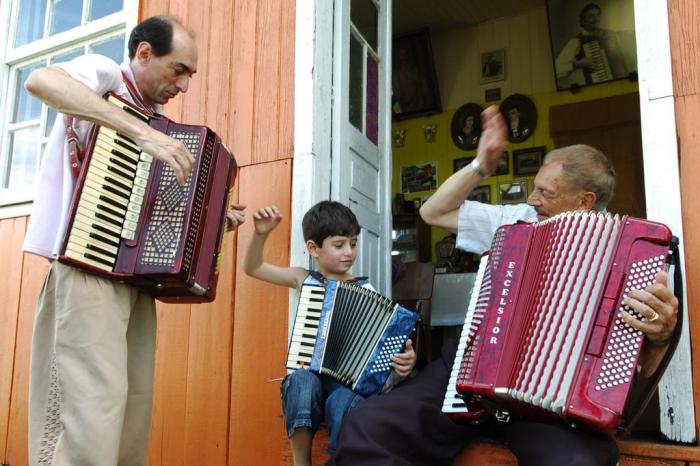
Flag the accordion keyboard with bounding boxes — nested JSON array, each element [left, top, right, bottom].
[[64, 96, 153, 271], [442, 257, 488, 416], [287, 284, 325, 369]]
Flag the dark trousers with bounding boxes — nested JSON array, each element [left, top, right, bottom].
[[329, 341, 619, 466]]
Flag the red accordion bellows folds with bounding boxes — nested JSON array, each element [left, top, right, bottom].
[[58, 93, 237, 303], [444, 212, 672, 430]]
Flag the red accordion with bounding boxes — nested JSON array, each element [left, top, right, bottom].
[[442, 212, 672, 430], [58, 93, 237, 302]]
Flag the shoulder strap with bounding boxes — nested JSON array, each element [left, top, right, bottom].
[[64, 114, 84, 178], [120, 71, 155, 116]]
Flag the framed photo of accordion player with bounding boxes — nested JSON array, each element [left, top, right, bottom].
[[547, 0, 638, 91]]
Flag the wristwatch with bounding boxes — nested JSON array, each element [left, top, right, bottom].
[[469, 158, 489, 179]]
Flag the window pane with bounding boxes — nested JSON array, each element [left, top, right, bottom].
[[366, 54, 378, 145], [45, 48, 84, 136], [13, 63, 44, 123], [5, 127, 41, 190], [349, 33, 363, 132], [50, 0, 83, 36], [351, 0, 377, 52], [90, 35, 125, 63], [89, 0, 123, 21], [14, 0, 47, 46]]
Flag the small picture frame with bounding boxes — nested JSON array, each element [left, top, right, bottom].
[[513, 146, 546, 176], [468, 185, 491, 204], [480, 49, 506, 84], [494, 151, 509, 176], [453, 156, 474, 173], [499, 94, 537, 143], [499, 179, 529, 205], [450, 103, 483, 151]]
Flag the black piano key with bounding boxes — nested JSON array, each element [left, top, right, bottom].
[[98, 194, 128, 211], [107, 164, 135, 181], [83, 252, 114, 267], [95, 211, 123, 227], [115, 138, 141, 156], [96, 202, 124, 219], [99, 145, 138, 165], [86, 243, 117, 258], [108, 156, 137, 175], [91, 222, 121, 240], [115, 131, 137, 146], [104, 175, 130, 192], [103, 184, 130, 201], [89, 231, 120, 248], [123, 106, 149, 123]]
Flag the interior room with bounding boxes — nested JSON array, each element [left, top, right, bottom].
[[389, 0, 662, 435]]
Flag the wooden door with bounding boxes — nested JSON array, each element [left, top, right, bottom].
[[550, 92, 646, 219]]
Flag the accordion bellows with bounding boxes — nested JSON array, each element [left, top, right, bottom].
[[287, 279, 420, 397], [443, 211, 672, 429]]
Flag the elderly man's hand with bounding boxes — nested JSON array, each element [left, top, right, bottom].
[[476, 106, 508, 174], [620, 271, 678, 346]]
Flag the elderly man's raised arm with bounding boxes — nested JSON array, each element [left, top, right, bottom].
[[419, 106, 507, 231]]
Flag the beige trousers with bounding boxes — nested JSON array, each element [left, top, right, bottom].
[[29, 261, 156, 466]]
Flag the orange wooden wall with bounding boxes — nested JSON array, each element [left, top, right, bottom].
[[0, 0, 296, 465], [669, 0, 700, 444]]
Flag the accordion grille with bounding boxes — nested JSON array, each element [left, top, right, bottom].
[[140, 131, 200, 266], [182, 133, 215, 272]]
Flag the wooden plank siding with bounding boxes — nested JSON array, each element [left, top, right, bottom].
[[668, 0, 700, 446], [0, 1, 295, 465]]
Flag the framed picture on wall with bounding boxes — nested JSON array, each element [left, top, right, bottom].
[[513, 146, 546, 176], [499, 94, 537, 143], [453, 156, 474, 173], [392, 29, 442, 120], [468, 185, 491, 204], [451, 103, 483, 151], [499, 179, 528, 205], [480, 49, 506, 84], [494, 152, 509, 176], [546, 0, 638, 91]]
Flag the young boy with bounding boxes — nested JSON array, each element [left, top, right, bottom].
[[244, 201, 416, 466]]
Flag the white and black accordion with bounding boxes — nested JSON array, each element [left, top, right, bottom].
[[286, 279, 420, 397], [442, 212, 674, 430]]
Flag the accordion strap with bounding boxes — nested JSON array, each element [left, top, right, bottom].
[[64, 114, 84, 178], [618, 237, 684, 436], [120, 71, 155, 116]]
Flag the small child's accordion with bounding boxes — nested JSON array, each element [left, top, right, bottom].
[[442, 212, 673, 430], [287, 279, 420, 397]]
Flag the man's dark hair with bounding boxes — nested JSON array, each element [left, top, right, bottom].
[[128, 16, 178, 60], [579, 3, 602, 27], [302, 201, 361, 246]]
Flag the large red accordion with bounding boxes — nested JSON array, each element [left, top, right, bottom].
[[442, 212, 672, 430], [58, 94, 237, 302]]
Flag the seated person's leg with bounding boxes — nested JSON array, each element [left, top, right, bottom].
[[501, 421, 619, 466], [322, 378, 364, 455], [330, 341, 484, 466], [282, 369, 324, 463]]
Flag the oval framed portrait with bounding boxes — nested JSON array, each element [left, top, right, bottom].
[[450, 103, 483, 151], [499, 94, 537, 143]]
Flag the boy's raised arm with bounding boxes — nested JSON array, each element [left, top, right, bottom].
[[243, 205, 307, 289]]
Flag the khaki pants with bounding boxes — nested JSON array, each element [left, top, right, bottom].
[[29, 261, 156, 466]]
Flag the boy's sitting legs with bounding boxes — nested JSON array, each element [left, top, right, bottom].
[[283, 370, 324, 465], [321, 377, 364, 455]]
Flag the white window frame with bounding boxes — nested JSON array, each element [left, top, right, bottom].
[[0, 0, 138, 218]]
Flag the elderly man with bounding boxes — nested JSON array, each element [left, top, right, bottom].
[[330, 107, 678, 466], [23, 16, 244, 465]]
